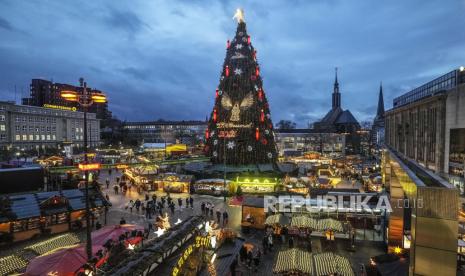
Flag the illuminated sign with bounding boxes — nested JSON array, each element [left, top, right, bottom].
[[43, 104, 77, 111], [218, 130, 237, 138], [78, 163, 101, 171], [116, 164, 129, 169], [172, 235, 211, 276], [216, 122, 252, 129]]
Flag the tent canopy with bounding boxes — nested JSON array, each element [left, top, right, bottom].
[[92, 224, 144, 246]]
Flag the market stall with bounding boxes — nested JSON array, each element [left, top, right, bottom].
[[194, 179, 231, 196], [235, 177, 277, 194], [153, 173, 193, 193], [241, 197, 265, 230], [273, 248, 313, 275], [265, 214, 290, 226]]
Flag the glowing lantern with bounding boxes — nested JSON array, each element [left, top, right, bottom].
[[255, 66, 260, 77], [247, 36, 251, 45], [225, 65, 229, 77], [260, 109, 265, 122], [227, 40, 230, 49], [215, 89, 219, 99], [258, 89, 263, 101], [213, 109, 217, 122], [205, 129, 209, 139], [255, 128, 260, 141]]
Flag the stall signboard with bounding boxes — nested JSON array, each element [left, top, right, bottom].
[[78, 163, 101, 171], [43, 104, 77, 111]]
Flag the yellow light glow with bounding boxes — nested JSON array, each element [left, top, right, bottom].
[[460, 66, 465, 72], [394, 246, 402, 254], [91, 93, 107, 103], [60, 91, 78, 101]]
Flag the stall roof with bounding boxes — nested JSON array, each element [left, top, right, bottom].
[[242, 197, 264, 208], [0, 188, 109, 223]]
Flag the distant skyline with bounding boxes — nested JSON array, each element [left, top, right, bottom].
[[0, 0, 464, 126]]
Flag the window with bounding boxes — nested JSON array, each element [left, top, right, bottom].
[[29, 126, 34, 131], [22, 125, 27, 131], [15, 116, 20, 122], [29, 117, 33, 122], [0, 134, 5, 140], [35, 135, 39, 140], [0, 125, 5, 131], [46, 135, 50, 140], [22, 134, 27, 141], [41, 135, 45, 140], [22, 117, 26, 122], [52, 134, 56, 140], [15, 134, 20, 141], [0, 115, 5, 121], [29, 134, 33, 141]]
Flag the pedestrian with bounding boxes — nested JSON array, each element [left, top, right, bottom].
[[113, 185, 119, 194], [185, 197, 189, 208], [145, 193, 149, 201], [230, 255, 238, 276], [178, 198, 182, 209], [253, 250, 261, 272], [222, 210, 229, 226], [205, 203, 210, 217], [135, 199, 141, 212], [288, 236, 294, 248], [119, 217, 126, 225], [127, 200, 134, 213], [152, 194, 157, 203], [216, 210, 221, 223], [201, 202, 205, 214], [247, 249, 253, 268], [105, 193, 110, 202], [189, 197, 194, 209], [267, 234, 273, 251], [209, 207, 213, 218], [108, 168, 112, 175], [239, 245, 247, 263], [105, 178, 110, 189], [96, 221, 102, 230], [262, 236, 268, 254], [281, 226, 287, 244], [170, 202, 175, 214], [116, 176, 120, 184]]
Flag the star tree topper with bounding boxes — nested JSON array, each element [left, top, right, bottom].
[[233, 8, 245, 23]]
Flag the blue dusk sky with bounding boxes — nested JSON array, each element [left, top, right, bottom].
[[0, 0, 464, 126]]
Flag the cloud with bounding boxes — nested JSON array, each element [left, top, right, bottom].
[[0, 0, 464, 128]]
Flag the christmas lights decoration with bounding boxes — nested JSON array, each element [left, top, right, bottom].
[[205, 13, 277, 165]]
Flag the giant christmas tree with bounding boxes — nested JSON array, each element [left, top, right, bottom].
[[205, 10, 277, 165]]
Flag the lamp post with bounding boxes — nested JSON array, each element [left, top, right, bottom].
[[61, 78, 107, 261], [223, 138, 226, 202]]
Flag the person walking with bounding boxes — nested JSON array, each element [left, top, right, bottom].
[[239, 245, 247, 264], [267, 234, 273, 251], [105, 178, 110, 189], [189, 197, 194, 209], [178, 198, 183, 209], [169, 202, 175, 215], [262, 236, 268, 254], [152, 194, 157, 203], [185, 197, 189, 208], [201, 202, 205, 214], [113, 185, 119, 194], [127, 200, 134, 213], [253, 250, 261, 272], [135, 199, 141, 212], [288, 236, 294, 248], [222, 210, 229, 227], [246, 249, 253, 269], [216, 210, 221, 223]]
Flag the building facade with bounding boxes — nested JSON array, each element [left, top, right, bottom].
[[22, 79, 111, 121], [0, 101, 100, 151], [385, 67, 465, 194], [274, 129, 346, 158], [123, 120, 207, 146]]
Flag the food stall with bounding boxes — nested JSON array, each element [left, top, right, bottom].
[[194, 179, 231, 196], [0, 188, 109, 243], [241, 197, 266, 230], [153, 173, 193, 193]]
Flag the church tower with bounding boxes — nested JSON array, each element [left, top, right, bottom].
[[332, 67, 341, 109]]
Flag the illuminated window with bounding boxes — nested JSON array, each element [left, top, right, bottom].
[[35, 135, 39, 140], [0, 115, 5, 121], [46, 135, 50, 140], [22, 134, 27, 140], [41, 135, 45, 140], [29, 134, 33, 141], [0, 125, 5, 131], [52, 134, 56, 140], [15, 135, 20, 141]]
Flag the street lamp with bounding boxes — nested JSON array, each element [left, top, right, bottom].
[[61, 78, 107, 261]]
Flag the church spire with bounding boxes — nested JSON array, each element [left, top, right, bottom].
[[332, 67, 341, 109], [376, 82, 385, 119]]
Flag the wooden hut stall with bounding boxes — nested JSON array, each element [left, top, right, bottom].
[[153, 173, 193, 193], [194, 179, 231, 196], [0, 188, 110, 243], [241, 197, 265, 230]]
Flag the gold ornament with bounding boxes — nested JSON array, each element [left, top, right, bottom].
[[221, 92, 254, 122]]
